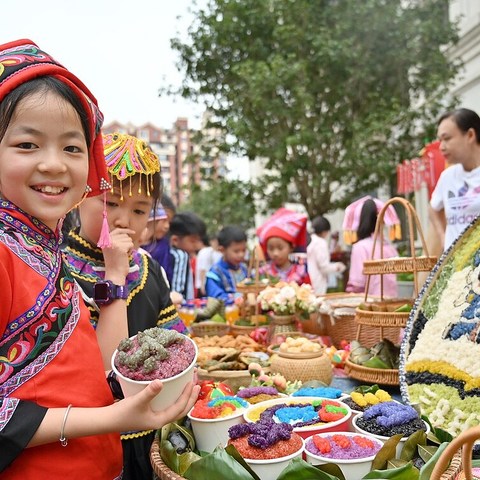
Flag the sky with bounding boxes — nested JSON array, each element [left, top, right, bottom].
[[2, 0, 205, 129], [1, 0, 251, 180]]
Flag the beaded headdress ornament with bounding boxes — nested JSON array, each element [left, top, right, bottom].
[[95, 133, 160, 247]]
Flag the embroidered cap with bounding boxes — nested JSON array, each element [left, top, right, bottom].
[[257, 207, 308, 252], [102, 133, 160, 200], [0, 39, 110, 197]]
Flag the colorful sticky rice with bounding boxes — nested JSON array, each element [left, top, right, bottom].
[[237, 386, 283, 404], [343, 389, 392, 412], [291, 386, 343, 399], [190, 396, 249, 419], [400, 219, 480, 436], [306, 434, 382, 460], [228, 422, 303, 460], [247, 399, 349, 428], [114, 328, 195, 381], [355, 401, 426, 438]]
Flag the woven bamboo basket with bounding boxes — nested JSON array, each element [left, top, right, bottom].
[[150, 435, 186, 480], [431, 425, 480, 479], [346, 198, 437, 386], [361, 197, 437, 301], [354, 297, 412, 328], [344, 358, 399, 386], [190, 321, 230, 337], [229, 324, 256, 337], [323, 309, 401, 348], [363, 255, 437, 275], [270, 349, 333, 384]]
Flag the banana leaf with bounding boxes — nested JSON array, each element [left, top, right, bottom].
[[353, 384, 380, 395], [159, 422, 201, 475], [183, 446, 257, 480], [362, 461, 419, 479], [399, 430, 427, 462], [371, 434, 404, 471], [418, 442, 449, 480], [277, 457, 343, 480]]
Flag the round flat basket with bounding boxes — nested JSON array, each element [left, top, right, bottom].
[[344, 358, 399, 386], [270, 351, 333, 384], [229, 324, 256, 337], [197, 368, 258, 391], [150, 435, 185, 480], [354, 298, 412, 328], [190, 321, 230, 337], [277, 347, 325, 360], [236, 282, 267, 295], [362, 256, 437, 274]]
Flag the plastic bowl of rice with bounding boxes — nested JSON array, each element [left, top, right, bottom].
[[352, 403, 430, 457], [111, 328, 198, 412], [304, 432, 383, 480], [244, 396, 351, 439]]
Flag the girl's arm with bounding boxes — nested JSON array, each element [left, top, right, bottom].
[[28, 380, 199, 447], [95, 227, 135, 369]]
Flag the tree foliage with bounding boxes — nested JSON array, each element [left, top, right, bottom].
[[180, 178, 256, 235], [169, 0, 460, 217]]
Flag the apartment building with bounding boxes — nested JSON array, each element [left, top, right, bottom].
[[103, 115, 227, 207]]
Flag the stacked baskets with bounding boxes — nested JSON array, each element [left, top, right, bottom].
[[344, 197, 437, 386]]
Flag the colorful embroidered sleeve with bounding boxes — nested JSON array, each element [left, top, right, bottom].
[[0, 256, 47, 471]]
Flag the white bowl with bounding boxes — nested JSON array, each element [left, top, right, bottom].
[[244, 396, 351, 439], [352, 413, 430, 457], [111, 333, 198, 412], [188, 408, 245, 453], [304, 431, 383, 480], [243, 437, 305, 480]]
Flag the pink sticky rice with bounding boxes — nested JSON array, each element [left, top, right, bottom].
[[114, 337, 195, 381], [306, 434, 382, 460]]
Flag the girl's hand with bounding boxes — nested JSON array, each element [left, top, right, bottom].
[[102, 228, 136, 283], [113, 379, 200, 432]]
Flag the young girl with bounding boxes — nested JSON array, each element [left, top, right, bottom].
[[257, 208, 310, 284], [346, 198, 399, 297], [63, 132, 187, 480], [0, 39, 198, 478]]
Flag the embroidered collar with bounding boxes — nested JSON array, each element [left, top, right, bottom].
[[0, 199, 60, 252]]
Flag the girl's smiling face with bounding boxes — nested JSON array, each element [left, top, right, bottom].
[[0, 90, 89, 230]]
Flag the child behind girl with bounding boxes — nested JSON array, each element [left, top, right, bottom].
[[0, 39, 198, 478], [205, 225, 248, 300], [63, 133, 187, 479], [256, 208, 310, 284]]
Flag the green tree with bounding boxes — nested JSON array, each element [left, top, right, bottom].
[[180, 178, 256, 234], [168, 0, 460, 217]]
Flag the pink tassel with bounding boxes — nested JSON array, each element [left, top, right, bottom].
[[97, 192, 112, 248]]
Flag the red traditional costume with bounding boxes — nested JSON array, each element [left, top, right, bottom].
[[0, 201, 123, 478], [0, 40, 123, 478]]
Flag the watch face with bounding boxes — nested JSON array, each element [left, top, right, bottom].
[[94, 282, 110, 302]]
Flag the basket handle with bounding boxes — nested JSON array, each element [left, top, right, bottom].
[[247, 243, 262, 283], [430, 425, 480, 480], [365, 197, 430, 299]]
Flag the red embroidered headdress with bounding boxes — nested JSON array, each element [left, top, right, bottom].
[[0, 39, 110, 197], [257, 207, 308, 252]]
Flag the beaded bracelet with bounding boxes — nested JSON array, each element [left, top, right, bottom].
[[59, 404, 73, 447]]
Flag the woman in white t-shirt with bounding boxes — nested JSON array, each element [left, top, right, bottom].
[[430, 108, 480, 251]]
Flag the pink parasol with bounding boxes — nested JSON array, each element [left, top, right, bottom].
[[342, 195, 401, 245]]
